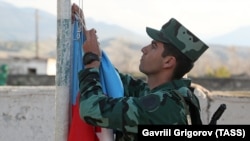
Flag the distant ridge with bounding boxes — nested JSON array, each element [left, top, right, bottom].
[[207, 26, 250, 47], [0, 1, 147, 43], [0, 1, 56, 41], [1, 1, 250, 77], [1, 1, 249, 47]]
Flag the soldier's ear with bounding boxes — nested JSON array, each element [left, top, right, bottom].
[[163, 56, 176, 69]]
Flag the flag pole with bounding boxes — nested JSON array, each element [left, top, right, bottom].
[[55, 0, 72, 141]]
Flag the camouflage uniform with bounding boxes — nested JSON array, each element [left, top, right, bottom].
[[78, 18, 208, 141]]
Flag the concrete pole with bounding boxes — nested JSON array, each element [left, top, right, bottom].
[[55, 0, 72, 141]]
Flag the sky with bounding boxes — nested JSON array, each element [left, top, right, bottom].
[[2, 0, 250, 41]]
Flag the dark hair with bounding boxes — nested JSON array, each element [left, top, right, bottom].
[[162, 43, 194, 79]]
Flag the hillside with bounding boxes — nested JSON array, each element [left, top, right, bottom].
[[207, 26, 250, 47], [0, 1, 147, 59], [0, 1, 56, 41], [0, 1, 250, 77], [189, 44, 250, 77]]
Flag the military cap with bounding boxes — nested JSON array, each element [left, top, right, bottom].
[[146, 18, 209, 62]]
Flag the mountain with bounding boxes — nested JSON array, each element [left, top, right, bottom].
[[86, 18, 148, 45], [0, 1, 56, 41], [0, 1, 250, 77], [0, 1, 147, 43], [207, 26, 250, 47], [0, 1, 148, 59], [189, 44, 250, 77]]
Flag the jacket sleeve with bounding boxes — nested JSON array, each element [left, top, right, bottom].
[[118, 70, 149, 97], [78, 68, 141, 133], [78, 68, 187, 133]]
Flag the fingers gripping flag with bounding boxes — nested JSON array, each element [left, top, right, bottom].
[[68, 14, 124, 141]]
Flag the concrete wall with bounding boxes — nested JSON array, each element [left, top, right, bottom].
[[0, 86, 55, 141], [209, 93, 250, 124], [193, 87, 250, 124], [191, 77, 250, 91], [6, 75, 250, 91], [0, 86, 249, 141], [7, 75, 55, 86]]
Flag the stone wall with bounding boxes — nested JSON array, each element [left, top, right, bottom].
[[7, 75, 55, 86], [6, 75, 250, 91], [191, 77, 250, 91]]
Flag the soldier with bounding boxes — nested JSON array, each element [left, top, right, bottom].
[[78, 18, 209, 141]]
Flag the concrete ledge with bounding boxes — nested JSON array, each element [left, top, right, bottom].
[[0, 86, 55, 141], [208, 91, 250, 124], [0, 86, 250, 141]]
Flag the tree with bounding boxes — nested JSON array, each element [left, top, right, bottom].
[[214, 66, 231, 78]]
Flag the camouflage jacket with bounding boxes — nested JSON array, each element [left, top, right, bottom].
[[78, 68, 201, 141]]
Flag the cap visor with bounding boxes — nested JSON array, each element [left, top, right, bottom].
[[146, 27, 170, 44]]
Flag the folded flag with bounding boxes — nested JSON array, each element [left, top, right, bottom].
[[68, 14, 124, 141]]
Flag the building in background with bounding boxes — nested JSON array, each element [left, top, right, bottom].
[[0, 57, 56, 75]]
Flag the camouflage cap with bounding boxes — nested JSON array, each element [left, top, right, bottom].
[[146, 18, 209, 62]]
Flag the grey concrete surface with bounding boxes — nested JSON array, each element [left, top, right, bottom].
[[0, 86, 249, 141], [0, 86, 55, 141]]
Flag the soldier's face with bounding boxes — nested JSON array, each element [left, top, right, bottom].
[[139, 40, 165, 75]]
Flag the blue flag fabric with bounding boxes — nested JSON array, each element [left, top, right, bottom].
[[69, 14, 124, 141], [71, 15, 85, 105], [71, 15, 124, 105], [99, 52, 124, 98]]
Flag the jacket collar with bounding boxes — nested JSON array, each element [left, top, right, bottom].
[[150, 78, 191, 93]]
